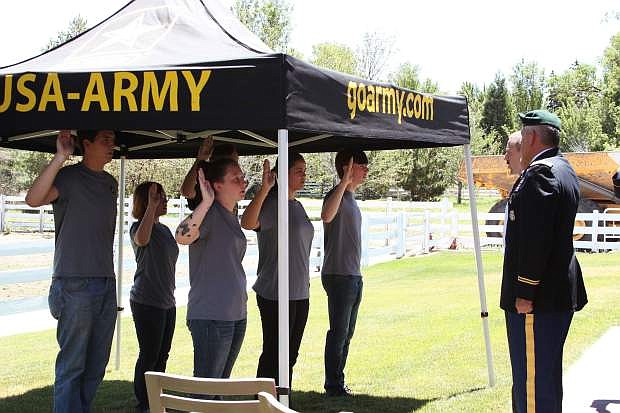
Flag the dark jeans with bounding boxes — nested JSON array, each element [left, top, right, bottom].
[[256, 294, 309, 387], [130, 300, 176, 410], [321, 274, 363, 392], [505, 311, 573, 413], [48, 277, 117, 413], [187, 318, 247, 380]]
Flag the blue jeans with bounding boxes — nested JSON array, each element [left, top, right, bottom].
[[48, 277, 117, 413], [187, 319, 247, 381], [321, 274, 363, 392]]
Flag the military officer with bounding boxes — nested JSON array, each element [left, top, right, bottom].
[[500, 110, 588, 413]]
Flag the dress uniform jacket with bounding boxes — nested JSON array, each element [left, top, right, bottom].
[[500, 147, 588, 313]]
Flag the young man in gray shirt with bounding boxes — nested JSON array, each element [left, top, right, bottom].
[[321, 149, 369, 397], [26, 130, 118, 413]]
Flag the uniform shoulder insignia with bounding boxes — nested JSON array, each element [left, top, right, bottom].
[[530, 159, 553, 168]]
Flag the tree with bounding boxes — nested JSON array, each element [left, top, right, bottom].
[[234, 0, 292, 52], [42, 15, 88, 51], [479, 73, 515, 153], [310, 43, 358, 75], [397, 147, 460, 201], [600, 32, 620, 148], [356, 31, 395, 81], [510, 59, 545, 117], [546, 62, 600, 111], [557, 101, 608, 151]]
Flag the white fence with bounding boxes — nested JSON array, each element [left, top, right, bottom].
[[2, 195, 619, 257]]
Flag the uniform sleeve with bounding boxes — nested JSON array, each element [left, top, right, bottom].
[[515, 166, 558, 300]]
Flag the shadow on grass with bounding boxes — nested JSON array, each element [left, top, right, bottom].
[[0, 380, 137, 413], [0, 382, 485, 413], [289, 387, 485, 413]]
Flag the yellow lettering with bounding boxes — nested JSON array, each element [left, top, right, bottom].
[[366, 85, 375, 112], [375, 87, 383, 113], [16, 74, 37, 112], [182, 70, 211, 111], [82, 73, 110, 111], [421, 95, 434, 120], [414, 94, 422, 118], [38, 73, 65, 111], [406, 93, 414, 118], [347, 81, 357, 119], [113, 72, 138, 111], [382, 88, 395, 114], [0, 75, 13, 113], [395, 89, 406, 124], [141, 71, 178, 111], [357, 83, 367, 111]]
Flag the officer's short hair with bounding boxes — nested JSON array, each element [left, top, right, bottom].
[[536, 125, 560, 147]]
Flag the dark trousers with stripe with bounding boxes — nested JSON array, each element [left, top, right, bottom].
[[505, 311, 573, 413]]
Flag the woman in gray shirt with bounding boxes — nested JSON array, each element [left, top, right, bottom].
[[129, 182, 179, 412], [241, 153, 314, 387], [175, 159, 248, 381]]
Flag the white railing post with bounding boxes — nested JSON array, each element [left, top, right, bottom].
[[361, 213, 370, 267], [1, 194, 6, 233], [451, 210, 458, 239], [179, 196, 186, 223], [397, 211, 406, 258], [591, 210, 599, 253], [39, 206, 44, 233], [423, 210, 430, 253]]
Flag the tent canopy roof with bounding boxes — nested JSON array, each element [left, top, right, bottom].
[[0, 0, 469, 158]]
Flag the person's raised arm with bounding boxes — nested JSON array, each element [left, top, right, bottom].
[[321, 157, 353, 223], [25, 131, 74, 207], [176, 169, 214, 245], [133, 184, 162, 247], [241, 159, 276, 230], [180, 136, 213, 199]]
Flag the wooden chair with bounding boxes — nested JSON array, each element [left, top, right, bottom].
[[257, 391, 298, 413], [145, 371, 297, 412]]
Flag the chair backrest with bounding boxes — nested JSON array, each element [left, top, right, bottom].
[[145, 371, 278, 412], [257, 391, 299, 413]]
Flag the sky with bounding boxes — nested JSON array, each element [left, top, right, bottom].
[[0, 0, 617, 94]]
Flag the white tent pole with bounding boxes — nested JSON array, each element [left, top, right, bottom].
[[277, 129, 290, 406], [115, 155, 126, 370], [463, 144, 495, 387]]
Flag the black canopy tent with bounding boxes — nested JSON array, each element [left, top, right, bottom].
[[0, 0, 494, 400]]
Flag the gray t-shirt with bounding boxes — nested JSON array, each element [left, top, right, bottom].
[[130, 221, 179, 309], [321, 187, 362, 277], [188, 201, 247, 321], [253, 193, 314, 300], [52, 162, 118, 278]]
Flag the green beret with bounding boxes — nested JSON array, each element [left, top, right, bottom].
[[519, 110, 561, 130]]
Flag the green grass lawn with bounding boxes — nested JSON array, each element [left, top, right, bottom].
[[0, 251, 618, 412]]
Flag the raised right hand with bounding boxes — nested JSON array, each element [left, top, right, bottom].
[[340, 157, 354, 186], [147, 183, 162, 210], [196, 136, 214, 161], [198, 168, 215, 206], [262, 159, 276, 190], [56, 130, 75, 160]]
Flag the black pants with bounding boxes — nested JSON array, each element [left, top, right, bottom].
[[256, 294, 309, 387], [130, 300, 176, 409]]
